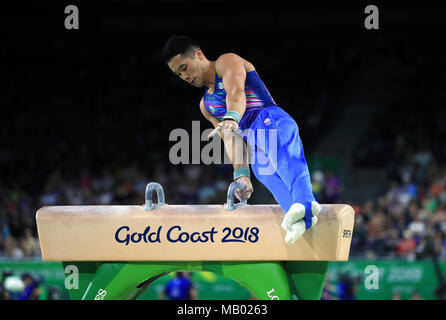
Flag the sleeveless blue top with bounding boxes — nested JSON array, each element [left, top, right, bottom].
[[203, 70, 278, 130]]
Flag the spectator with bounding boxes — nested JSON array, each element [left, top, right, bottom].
[[311, 170, 325, 202], [336, 273, 359, 300], [391, 292, 402, 300], [19, 273, 41, 300], [397, 230, 417, 260], [410, 291, 423, 300], [321, 274, 337, 300], [160, 272, 198, 300], [323, 171, 342, 203]]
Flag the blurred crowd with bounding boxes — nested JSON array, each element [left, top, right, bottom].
[[0, 162, 233, 258], [351, 160, 446, 260], [349, 39, 446, 260]]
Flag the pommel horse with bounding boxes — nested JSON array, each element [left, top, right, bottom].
[[36, 182, 354, 300]]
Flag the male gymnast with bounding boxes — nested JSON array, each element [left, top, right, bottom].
[[161, 35, 321, 243]]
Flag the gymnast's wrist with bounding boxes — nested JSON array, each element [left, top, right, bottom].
[[234, 167, 250, 181], [223, 111, 242, 123]]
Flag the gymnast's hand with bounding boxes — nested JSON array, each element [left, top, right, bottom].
[[235, 176, 253, 202], [221, 119, 239, 138], [207, 120, 242, 139]]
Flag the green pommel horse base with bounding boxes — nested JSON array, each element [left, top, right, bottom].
[[36, 182, 355, 300]]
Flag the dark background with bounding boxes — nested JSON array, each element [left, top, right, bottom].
[[1, 1, 445, 260]]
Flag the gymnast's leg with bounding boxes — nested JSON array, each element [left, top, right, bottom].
[[247, 106, 321, 243]]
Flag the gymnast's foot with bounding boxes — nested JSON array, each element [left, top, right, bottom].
[[281, 201, 321, 244]]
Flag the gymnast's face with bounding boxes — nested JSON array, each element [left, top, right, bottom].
[[168, 48, 205, 87]]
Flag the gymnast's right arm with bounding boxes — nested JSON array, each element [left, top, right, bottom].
[[199, 97, 221, 131], [199, 97, 253, 200]]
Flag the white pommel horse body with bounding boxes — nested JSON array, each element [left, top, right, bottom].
[[36, 182, 354, 300]]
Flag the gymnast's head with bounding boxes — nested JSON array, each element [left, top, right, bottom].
[[161, 35, 209, 87]]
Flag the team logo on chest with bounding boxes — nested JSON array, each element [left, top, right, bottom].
[[217, 81, 224, 90]]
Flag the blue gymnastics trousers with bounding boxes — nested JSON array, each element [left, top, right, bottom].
[[243, 106, 316, 230]]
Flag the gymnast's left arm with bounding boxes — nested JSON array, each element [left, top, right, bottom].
[[216, 53, 247, 133], [215, 53, 253, 200]]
